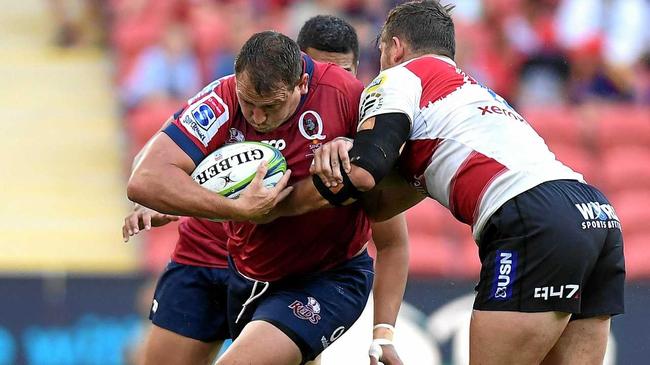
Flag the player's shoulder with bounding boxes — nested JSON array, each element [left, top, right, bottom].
[[189, 74, 237, 106], [311, 60, 364, 98]]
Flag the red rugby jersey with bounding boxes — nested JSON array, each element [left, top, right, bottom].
[[163, 55, 370, 281], [172, 217, 228, 268]]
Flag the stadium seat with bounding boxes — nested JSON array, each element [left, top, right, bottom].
[[408, 234, 456, 277], [549, 143, 597, 183], [522, 106, 584, 147], [455, 236, 481, 278], [601, 147, 650, 193], [110, 0, 175, 83], [405, 199, 448, 236], [125, 99, 183, 159], [595, 105, 650, 150], [609, 190, 650, 237], [622, 233, 650, 280]]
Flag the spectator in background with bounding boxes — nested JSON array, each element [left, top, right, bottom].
[[505, 0, 570, 106], [555, 0, 649, 103], [120, 22, 201, 110]]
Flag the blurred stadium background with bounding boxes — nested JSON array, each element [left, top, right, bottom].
[[0, 0, 648, 364]]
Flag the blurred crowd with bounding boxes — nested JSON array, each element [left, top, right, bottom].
[[102, 0, 650, 112], [50, 0, 650, 276]]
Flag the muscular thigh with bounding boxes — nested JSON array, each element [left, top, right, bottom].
[[144, 325, 223, 365], [227, 252, 374, 363]]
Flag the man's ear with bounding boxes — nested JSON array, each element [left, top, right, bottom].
[[391, 36, 406, 64], [298, 73, 309, 95]]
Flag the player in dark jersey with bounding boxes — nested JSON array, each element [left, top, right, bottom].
[[278, 2, 625, 365], [127, 30, 407, 365]]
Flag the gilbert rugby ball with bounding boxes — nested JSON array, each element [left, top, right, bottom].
[[191, 141, 287, 199]]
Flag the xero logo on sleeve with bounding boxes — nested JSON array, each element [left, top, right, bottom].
[[492, 250, 518, 300]]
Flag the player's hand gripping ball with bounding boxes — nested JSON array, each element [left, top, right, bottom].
[[191, 141, 287, 199]]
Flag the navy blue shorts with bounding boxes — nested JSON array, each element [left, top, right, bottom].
[[474, 180, 625, 318], [149, 261, 230, 342], [227, 251, 374, 363]]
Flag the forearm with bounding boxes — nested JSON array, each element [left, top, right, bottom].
[[273, 178, 332, 217], [362, 171, 424, 222], [127, 164, 239, 220], [127, 133, 242, 221], [371, 214, 409, 334]]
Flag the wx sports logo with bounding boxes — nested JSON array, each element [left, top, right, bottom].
[[574, 201, 621, 230], [492, 250, 517, 300], [288, 297, 321, 324]]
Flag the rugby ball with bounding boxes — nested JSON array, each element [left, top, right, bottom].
[[191, 141, 287, 199]]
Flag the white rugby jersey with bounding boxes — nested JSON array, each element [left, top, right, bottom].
[[359, 55, 583, 240]]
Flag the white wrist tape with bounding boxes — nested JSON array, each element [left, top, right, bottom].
[[368, 338, 393, 360], [373, 323, 395, 332]]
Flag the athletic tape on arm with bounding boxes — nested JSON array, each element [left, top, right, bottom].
[[312, 163, 363, 206], [349, 112, 411, 185]]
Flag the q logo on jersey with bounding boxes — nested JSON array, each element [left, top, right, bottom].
[[298, 110, 326, 141]]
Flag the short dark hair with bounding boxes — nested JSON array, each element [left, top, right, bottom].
[[297, 15, 359, 64], [234, 31, 302, 95], [381, 1, 456, 59]]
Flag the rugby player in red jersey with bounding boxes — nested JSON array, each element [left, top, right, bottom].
[[123, 16, 408, 365], [127, 29, 408, 365]]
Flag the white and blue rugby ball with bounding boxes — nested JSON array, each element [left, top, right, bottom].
[[191, 141, 287, 199]]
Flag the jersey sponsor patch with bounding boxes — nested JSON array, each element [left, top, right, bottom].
[[180, 92, 229, 146], [365, 74, 386, 93], [574, 201, 621, 230], [359, 91, 384, 121], [491, 250, 517, 300]]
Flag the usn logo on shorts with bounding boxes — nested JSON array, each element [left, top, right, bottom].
[[288, 297, 322, 324], [574, 201, 621, 230], [492, 250, 518, 300]]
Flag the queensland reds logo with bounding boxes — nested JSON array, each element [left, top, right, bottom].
[[226, 128, 244, 144], [298, 110, 326, 141], [288, 296, 322, 324]]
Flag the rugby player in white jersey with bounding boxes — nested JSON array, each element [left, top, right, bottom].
[[271, 2, 625, 364]]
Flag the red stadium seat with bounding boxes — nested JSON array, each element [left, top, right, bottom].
[[549, 143, 598, 183], [601, 147, 650, 194], [405, 199, 448, 236], [126, 98, 183, 159], [522, 106, 584, 147], [622, 233, 650, 280], [595, 105, 650, 150], [454, 236, 481, 278], [407, 234, 456, 277], [609, 190, 650, 237], [405, 198, 473, 240], [110, 0, 177, 83]]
